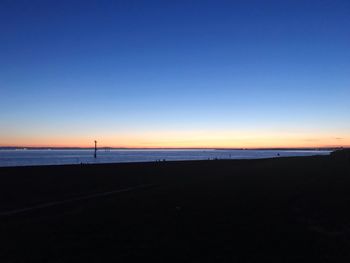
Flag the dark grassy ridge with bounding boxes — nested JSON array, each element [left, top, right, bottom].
[[0, 155, 350, 262]]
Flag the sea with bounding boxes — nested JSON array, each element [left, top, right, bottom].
[[0, 149, 331, 167]]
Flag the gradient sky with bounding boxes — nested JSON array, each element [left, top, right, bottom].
[[1, 0, 349, 148]]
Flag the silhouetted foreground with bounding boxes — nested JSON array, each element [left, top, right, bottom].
[[0, 152, 350, 262]]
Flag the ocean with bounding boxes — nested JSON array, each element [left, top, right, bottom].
[[0, 149, 331, 167]]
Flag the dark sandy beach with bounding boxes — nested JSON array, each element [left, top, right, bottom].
[[0, 152, 350, 262]]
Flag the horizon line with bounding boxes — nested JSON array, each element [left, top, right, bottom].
[[0, 146, 346, 150]]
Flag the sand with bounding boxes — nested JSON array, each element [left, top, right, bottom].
[[0, 154, 349, 262]]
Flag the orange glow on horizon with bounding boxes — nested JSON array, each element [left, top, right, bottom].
[[1, 130, 349, 149]]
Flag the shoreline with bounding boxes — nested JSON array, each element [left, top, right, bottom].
[[0, 149, 332, 168]]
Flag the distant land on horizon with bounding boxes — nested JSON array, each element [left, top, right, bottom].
[[0, 146, 343, 151]]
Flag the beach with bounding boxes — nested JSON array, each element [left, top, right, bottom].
[[0, 153, 350, 262]]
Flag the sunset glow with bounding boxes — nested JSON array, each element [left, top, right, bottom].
[[1, 130, 349, 149], [1, 1, 349, 149]]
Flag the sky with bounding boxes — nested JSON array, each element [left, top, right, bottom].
[[0, 0, 349, 148]]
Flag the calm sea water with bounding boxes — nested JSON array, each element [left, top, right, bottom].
[[0, 149, 331, 167]]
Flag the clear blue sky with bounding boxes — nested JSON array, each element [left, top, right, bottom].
[[1, 0, 349, 147]]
